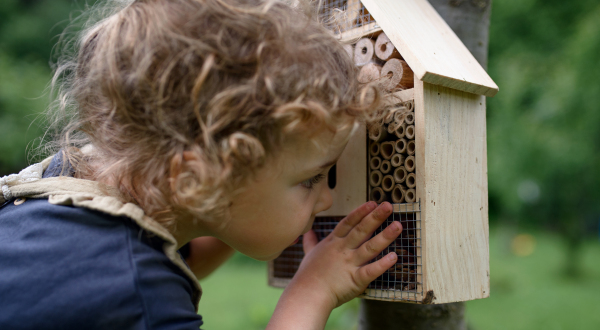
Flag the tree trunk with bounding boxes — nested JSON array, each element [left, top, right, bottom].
[[359, 300, 466, 330], [358, 1, 492, 329], [429, 0, 492, 69]]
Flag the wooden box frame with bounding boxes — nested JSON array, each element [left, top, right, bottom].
[[269, 0, 497, 304]]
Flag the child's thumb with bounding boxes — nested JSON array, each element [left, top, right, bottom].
[[302, 229, 318, 254]]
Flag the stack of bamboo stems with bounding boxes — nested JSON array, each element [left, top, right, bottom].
[[351, 32, 414, 90], [368, 99, 416, 204]]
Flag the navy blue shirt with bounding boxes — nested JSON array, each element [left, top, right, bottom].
[[0, 197, 203, 329]]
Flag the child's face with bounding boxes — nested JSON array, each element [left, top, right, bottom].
[[216, 125, 354, 261]]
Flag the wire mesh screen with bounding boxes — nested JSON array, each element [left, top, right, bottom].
[[319, 0, 379, 38], [361, 202, 422, 302], [270, 205, 422, 302], [271, 216, 345, 279]]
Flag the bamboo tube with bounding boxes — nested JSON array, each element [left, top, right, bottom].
[[369, 156, 382, 171], [406, 173, 416, 188], [368, 125, 387, 142], [405, 100, 414, 111], [343, 44, 354, 61], [383, 111, 395, 124], [358, 63, 382, 83], [393, 166, 407, 184], [404, 112, 415, 125], [393, 110, 405, 124], [386, 121, 397, 134], [395, 138, 407, 154], [405, 125, 415, 140], [380, 141, 395, 160], [391, 184, 405, 203], [369, 142, 380, 157], [370, 187, 386, 203], [405, 188, 416, 203], [381, 175, 395, 192], [405, 156, 416, 172], [407, 140, 415, 156], [354, 38, 375, 66], [375, 32, 402, 61], [390, 153, 403, 167], [380, 160, 392, 174], [394, 122, 406, 139], [369, 157, 381, 170], [369, 170, 383, 187], [381, 59, 414, 90]]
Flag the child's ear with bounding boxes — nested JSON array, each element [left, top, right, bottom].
[[170, 151, 201, 192]]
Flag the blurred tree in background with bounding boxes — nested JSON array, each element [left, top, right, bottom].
[[1, 0, 599, 275], [0, 0, 76, 175], [487, 0, 600, 275]]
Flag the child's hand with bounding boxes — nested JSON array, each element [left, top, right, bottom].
[[268, 202, 401, 330], [296, 201, 401, 307]]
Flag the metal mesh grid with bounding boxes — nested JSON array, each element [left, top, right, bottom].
[[319, 0, 379, 37], [361, 202, 422, 302], [362, 99, 423, 301], [272, 216, 344, 279], [271, 206, 422, 302]]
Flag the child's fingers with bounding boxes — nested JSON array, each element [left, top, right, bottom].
[[356, 252, 398, 285], [332, 201, 377, 238], [302, 229, 318, 255], [345, 202, 393, 249], [355, 221, 402, 262]]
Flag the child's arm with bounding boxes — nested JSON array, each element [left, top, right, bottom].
[[267, 202, 400, 329], [184, 237, 235, 280]]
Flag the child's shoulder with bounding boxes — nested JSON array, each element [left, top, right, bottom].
[[0, 199, 203, 329]]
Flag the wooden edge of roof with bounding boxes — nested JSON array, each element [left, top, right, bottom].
[[360, 0, 499, 97]]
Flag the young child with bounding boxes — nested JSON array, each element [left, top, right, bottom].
[[0, 0, 402, 328]]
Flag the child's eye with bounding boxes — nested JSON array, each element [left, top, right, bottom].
[[300, 173, 326, 189]]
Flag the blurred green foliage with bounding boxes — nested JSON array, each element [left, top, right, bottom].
[[200, 228, 600, 329], [0, 0, 599, 258], [487, 0, 600, 273], [0, 0, 76, 175], [466, 228, 600, 329]]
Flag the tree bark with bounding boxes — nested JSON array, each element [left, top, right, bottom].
[[359, 300, 466, 330], [429, 0, 492, 69], [358, 1, 492, 329]]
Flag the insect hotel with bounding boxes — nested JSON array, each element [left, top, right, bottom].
[[269, 0, 498, 304]]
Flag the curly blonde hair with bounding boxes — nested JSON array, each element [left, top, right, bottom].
[[47, 0, 386, 229]]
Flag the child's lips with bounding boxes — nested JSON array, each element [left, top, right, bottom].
[[291, 237, 300, 245]]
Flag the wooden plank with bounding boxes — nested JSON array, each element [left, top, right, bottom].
[[413, 77, 426, 303], [389, 88, 415, 104], [318, 123, 367, 216], [392, 202, 420, 213], [267, 275, 291, 288], [337, 22, 382, 43], [360, 289, 423, 303], [360, 0, 498, 97], [415, 81, 490, 303]]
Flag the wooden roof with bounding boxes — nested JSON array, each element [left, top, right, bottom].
[[361, 0, 499, 97]]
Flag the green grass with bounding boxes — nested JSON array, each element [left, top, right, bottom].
[[466, 228, 600, 330], [198, 227, 600, 329], [197, 253, 359, 330]]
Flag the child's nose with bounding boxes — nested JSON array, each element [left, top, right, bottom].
[[314, 185, 333, 214]]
